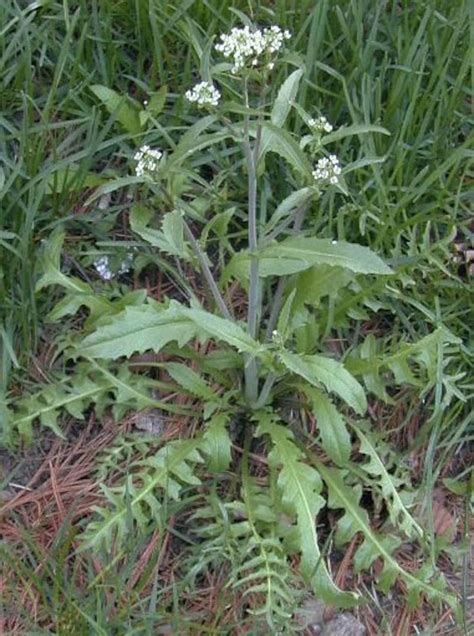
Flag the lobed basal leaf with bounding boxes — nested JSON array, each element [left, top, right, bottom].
[[317, 463, 457, 609], [256, 414, 360, 607]]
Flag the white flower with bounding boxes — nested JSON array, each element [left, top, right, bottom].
[[185, 81, 221, 107], [312, 154, 342, 186], [94, 256, 114, 281], [94, 253, 134, 281], [308, 115, 333, 134], [215, 24, 291, 74], [134, 145, 162, 178]]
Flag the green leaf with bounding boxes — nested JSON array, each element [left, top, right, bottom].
[[262, 238, 392, 276], [183, 306, 265, 357], [308, 355, 367, 415], [257, 415, 360, 607], [293, 265, 354, 309], [343, 156, 387, 175], [80, 301, 267, 361], [227, 238, 392, 281], [305, 388, 351, 466], [146, 86, 167, 116], [81, 440, 203, 551], [266, 187, 314, 233], [12, 368, 108, 443], [260, 122, 313, 176], [258, 68, 304, 173], [276, 289, 296, 338], [163, 117, 233, 172], [35, 230, 91, 295], [317, 464, 455, 606], [130, 204, 191, 259], [355, 428, 424, 539], [84, 176, 145, 207], [271, 69, 304, 128], [280, 350, 367, 414], [166, 362, 215, 400], [322, 123, 390, 145], [202, 413, 232, 472], [80, 302, 197, 359], [346, 327, 462, 400], [442, 477, 472, 497], [90, 85, 141, 135]]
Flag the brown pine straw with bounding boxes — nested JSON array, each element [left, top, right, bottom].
[[0, 407, 189, 632], [1, 417, 115, 530]]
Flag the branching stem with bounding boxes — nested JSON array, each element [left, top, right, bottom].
[[182, 220, 233, 321]]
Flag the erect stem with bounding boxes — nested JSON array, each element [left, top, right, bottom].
[[243, 78, 262, 405], [264, 277, 286, 341], [264, 201, 310, 341], [257, 201, 311, 407], [182, 219, 233, 321]]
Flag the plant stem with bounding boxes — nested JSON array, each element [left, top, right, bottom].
[[264, 201, 309, 341], [254, 372, 277, 409], [258, 201, 311, 406], [243, 79, 262, 405], [182, 220, 233, 321], [265, 278, 287, 341]]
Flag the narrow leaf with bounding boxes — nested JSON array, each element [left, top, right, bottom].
[[266, 187, 314, 233], [305, 388, 351, 465], [166, 362, 215, 400], [271, 69, 304, 127], [322, 124, 390, 145], [202, 413, 232, 472], [90, 85, 141, 135], [257, 416, 360, 607], [355, 428, 424, 539], [260, 122, 313, 176], [317, 464, 455, 607], [280, 351, 367, 414]]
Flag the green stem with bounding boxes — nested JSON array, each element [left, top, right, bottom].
[[243, 79, 262, 405], [182, 220, 233, 321], [254, 372, 277, 409]]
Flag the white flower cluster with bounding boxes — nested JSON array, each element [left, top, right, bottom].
[[134, 145, 162, 178], [94, 256, 114, 281], [215, 25, 291, 73], [312, 155, 342, 185], [185, 81, 221, 107], [308, 115, 333, 134], [94, 254, 133, 281]]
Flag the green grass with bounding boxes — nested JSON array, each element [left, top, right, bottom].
[[0, 0, 472, 633]]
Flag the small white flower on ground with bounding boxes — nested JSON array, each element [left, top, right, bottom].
[[185, 81, 221, 107], [215, 24, 290, 73], [312, 154, 342, 186], [134, 145, 162, 178], [308, 115, 333, 134], [94, 256, 114, 281], [94, 253, 134, 281]]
